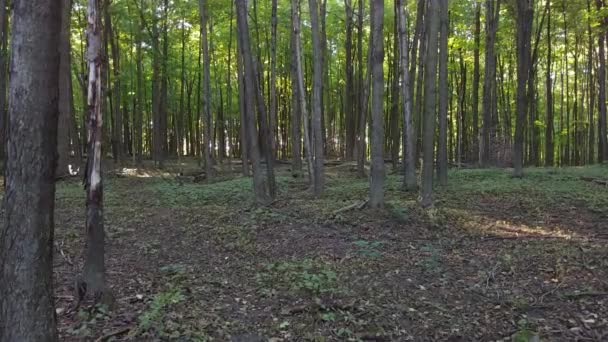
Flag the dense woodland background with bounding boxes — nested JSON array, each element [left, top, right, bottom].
[[0, 0, 603, 195], [1, 0, 608, 341]]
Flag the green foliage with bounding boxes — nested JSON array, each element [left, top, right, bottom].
[[353, 240, 383, 258], [256, 258, 340, 297]]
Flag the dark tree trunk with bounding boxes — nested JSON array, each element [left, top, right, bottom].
[[0, 1, 61, 340], [309, 0, 325, 196], [513, 0, 534, 177], [0, 0, 8, 163], [597, 0, 608, 163], [545, 0, 554, 166], [369, 0, 384, 208], [290, 0, 302, 174], [236, 0, 269, 204], [398, 0, 416, 190], [420, 0, 440, 208], [437, 0, 448, 185], [58, 0, 74, 177], [472, 2, 481, 163]]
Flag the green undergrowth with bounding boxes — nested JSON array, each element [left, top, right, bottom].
[[441, 165, 608, 212]]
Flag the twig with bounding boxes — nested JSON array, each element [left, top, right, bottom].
[[333, 199, 369, 215], [94, 327, 131, 342], [562, 292, 608, 299]]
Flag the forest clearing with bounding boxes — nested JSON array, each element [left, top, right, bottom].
[[45, 161, 607, 341]]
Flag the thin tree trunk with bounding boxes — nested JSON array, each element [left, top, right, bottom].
[[58, 0, 74, 176], [597, 0, 608, 162], [437, 0, 448, 185], [199, 0, 213, 178], [513, 0, 534, 177], [290, 0, 302, 175], [399, 1, 416, 191], [369, 0, 384, 208], [420, 0, 440, 208], [0, 1, 61, 339], [293, 0, 314, 185], [309, 0, 324, 196], [236, 0, 269, 204], [545, 0, 554, 166], [472, 2, 481, 163], [78, 0, 111, 305]]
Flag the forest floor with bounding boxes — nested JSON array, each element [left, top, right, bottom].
[[48, 160, 608, 341]]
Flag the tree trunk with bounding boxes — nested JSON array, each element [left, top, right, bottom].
[[236, 0, 269, 204], [78, 0, 111, 305], [0, 0, 8, 163], [292, 0, 315, 185], [290, 0, 302, 175], [398, 0, 416, 190], [597, 0, 608, 163], [545, 0, 554, 166], [58, 0, 74, 177], [344, 0, 355, 160], [472, 2, 481, 163], [369, 0, 384, 208], [481, 0, 499, 166], [420, 0, 440, 208], [0, 1, 60, 340], [309, 0, 324, 196], [106, 6, 122, 164], [199, 0, 213, 178], [513, 0, 534, 177], [437, 0, 448, 185]]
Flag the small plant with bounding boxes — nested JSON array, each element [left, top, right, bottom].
[[257, 258, 340, 297], [353, 240, 383, 258]]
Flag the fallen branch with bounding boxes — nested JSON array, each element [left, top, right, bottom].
[[579, 176, 608, 186], [333, 199, 368, 215], [562, 292, 608, 300], [94, 327, 131, 342]]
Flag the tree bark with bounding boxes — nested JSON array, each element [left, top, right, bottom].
[[597, 0, 608, 163], [513, 0, 534, 177], [78, 0, 111, 305], [58, 0, 74, 177], [545, 0, 554, 166], [398, 0, 416, 191], [472, 2, 481, 163], [420, 0, 440, 208], [290, 0, 302, 175], [369, 0, 384, 208], [437, 0, 449, 185], [309, 0, 325, 196], [0, 1, 61, 340], [236, 0, 269, 204]]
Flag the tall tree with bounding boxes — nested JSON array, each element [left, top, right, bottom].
[[513, 0, 534, 177], [369, 0, 384, 208], [437, 0, 449, 185], [78, 0, 111, 304], [236, 0, 270, 204], [309, 0, 325, 196], [397, 0, 416, 190], [545, 0, 554, 166], [199, 0, 213, 178], [472, 2, 481, 162], [0, 0, 8, 163], [58, 0, 75, 176], [420, 0, 440, 207], [0, 0, 61, 340], [597, 0, 608, 163], [481, 0, 500, 166]]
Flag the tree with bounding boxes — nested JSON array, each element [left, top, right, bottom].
[[597, 0, 608, 163], [420, 0, 440, 207], [545, 0, 554, 166], [236, 0, 270, 204], [77, 0, 111, 304], [397, 0, 416, 191], [309, 0, 325, 196], [0, 0, 61, 340], [199, 0, 213, 178], [481, 0, 500, 166], [437, 0, 449, 185], [368, 0, 384, 208], [58, 0, 76, 177], [513, 0, 534, 178]]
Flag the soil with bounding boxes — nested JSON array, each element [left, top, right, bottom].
[[51, 161, 608, 341]]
